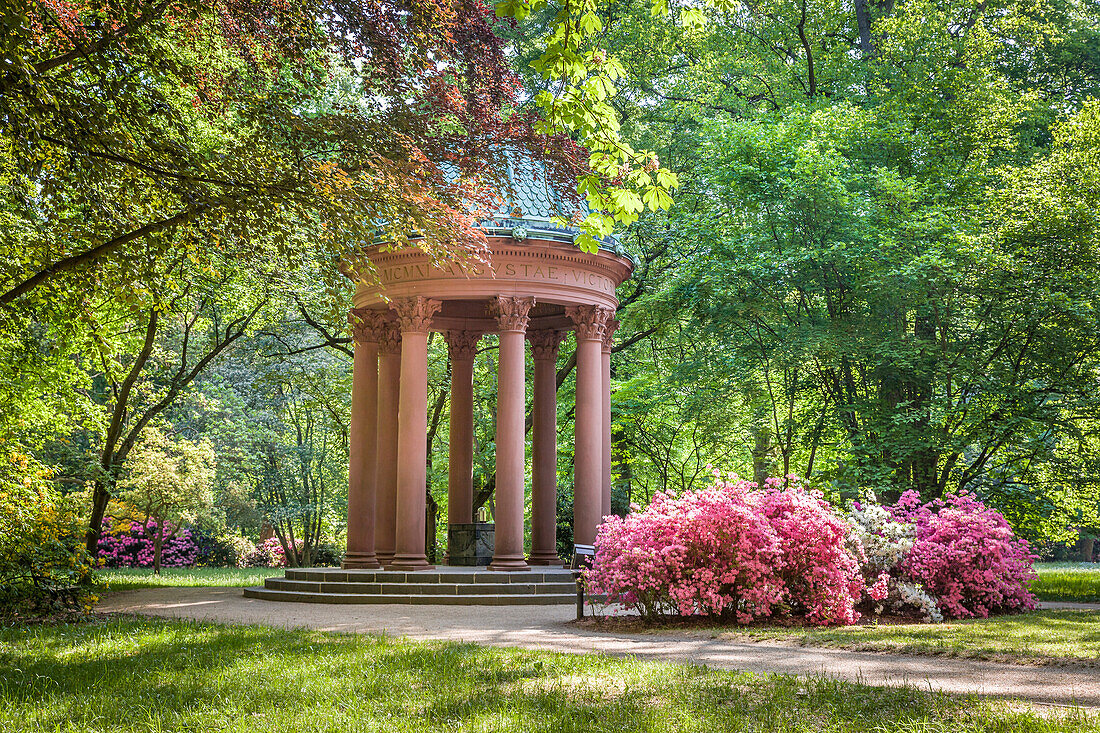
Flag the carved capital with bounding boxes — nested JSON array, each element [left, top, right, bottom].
[[488, 296, 535, 333], [377, 321, 402, 355], [602, 316, 620, 351], [566, 305, 612, 341], [391, 296, 441, 334], [446, 330, 482, 360], [527, 329, 565, 361], [348, 308, 392, 345]]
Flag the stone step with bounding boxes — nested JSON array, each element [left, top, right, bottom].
[[264, 578, 577, 596], [283, 568, 573, 584], [243, 586, 576, 606]]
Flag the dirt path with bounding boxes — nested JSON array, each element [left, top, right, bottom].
[[100, 588, 1099, 709]]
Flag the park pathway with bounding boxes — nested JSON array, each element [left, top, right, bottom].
[[100, 588, 1099, 709]]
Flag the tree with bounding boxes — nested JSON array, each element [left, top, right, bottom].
[[116, 426, 216, 573]]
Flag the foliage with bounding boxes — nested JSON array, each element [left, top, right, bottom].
[[891, 491, 1039, 619], [115, 427, 217, 572], [195, 533, 257, 569], [0, 449, 98, 617], [586, 473, 864, 625], [95, 518, 200, 569]]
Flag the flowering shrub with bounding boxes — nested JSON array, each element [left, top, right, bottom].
[[1, 450, 98, 617], [868, 572, 890, 602], [586, 477, 784, 622], [759, 479, 864, 625], [846, 494, 941, 620], [96, 519, 200, 568], [586, 473, 864, 625], [890, 490, 1038, 619], [244, 537, 290, 568], [847, 498, 914, 575]]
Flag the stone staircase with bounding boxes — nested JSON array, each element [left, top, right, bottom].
[[243, 566, 577, 605]]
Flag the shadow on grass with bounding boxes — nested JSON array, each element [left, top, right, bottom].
[[1, 618, 1095, 732]]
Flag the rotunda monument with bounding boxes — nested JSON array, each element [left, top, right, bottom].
[[342, 154, 634, 573], [246, 153, 633, 604]]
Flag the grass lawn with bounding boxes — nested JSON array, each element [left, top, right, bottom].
[[1, 617, 1096, 733], [99, 567, 283, 591], [640, 610, 1100, 664], [1034, 563, 1100, 603]]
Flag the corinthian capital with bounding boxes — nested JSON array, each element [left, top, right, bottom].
[[489, 296, 535, 333], [391, 297, 441, 334], [446, 330, 482, 360], [527, 329, 565, 361], [348, 308, 392, 345], [602, 317, 620, 351], [566, 305, 612, 341]]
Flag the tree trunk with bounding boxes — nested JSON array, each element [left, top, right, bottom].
[[85, 480, 112, 555], [153, 522, 164, 575]]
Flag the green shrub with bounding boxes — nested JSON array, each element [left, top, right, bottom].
[[0, 450, 98, 618]]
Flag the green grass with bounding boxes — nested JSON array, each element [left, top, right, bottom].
[[1034, 562, 1100, 603], [711, 610, 1100, 664], [99, 567, 283, 591], [1, 617, 1095, 733]]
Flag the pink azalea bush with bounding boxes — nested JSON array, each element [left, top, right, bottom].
[[759, 479, 864, 625], [890, 490, 1038, 619], [96, 519, 199, 568], [243, 537, 289, 568], [586, 473, 865, 625]]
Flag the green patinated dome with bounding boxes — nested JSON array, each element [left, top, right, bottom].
[[480, 150, 629, 260]]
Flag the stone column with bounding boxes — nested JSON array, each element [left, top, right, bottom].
[[601, 317, 620, 521], [390, 296, 441, 571], [567, 305, 610, 547], [374, 320, 402, 566], [344, 309, 385, 569], [488, 296, 534, 571], [528, 329, 564, 565], [445, 330, 480, 562]]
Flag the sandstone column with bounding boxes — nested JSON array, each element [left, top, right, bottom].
[[567, 305, 610, 547], [601, 317, 620, 520], [445, 330, 480, 562], [344, 309, 385, 569], [528, 329, 564, 565], [390, 296, 441, 571], [374, 319, 402, 566], [488, 296, 535, 570]]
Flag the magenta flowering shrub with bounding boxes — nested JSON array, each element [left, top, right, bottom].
[[759, 480, 864, 625], [96, 519, 199, 568], [586, 474, 865, 625], [243, 537, 288, 568], [890, 490, 1038, 619]]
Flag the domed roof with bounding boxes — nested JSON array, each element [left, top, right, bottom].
[[479, 150, 627, 258]]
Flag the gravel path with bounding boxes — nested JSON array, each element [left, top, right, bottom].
[[100, 588, 1100, 709]]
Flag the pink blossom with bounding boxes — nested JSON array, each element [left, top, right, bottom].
[[890, 490, 1038, 619]]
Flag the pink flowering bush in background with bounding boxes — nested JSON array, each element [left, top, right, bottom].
[[586, 472, 865, 625], [243, 537, 291, 568], [96, 519, 199, 568], [890, 490, 1038, 619]]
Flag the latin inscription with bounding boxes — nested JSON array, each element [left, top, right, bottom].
[[377, 260, 614, 293]]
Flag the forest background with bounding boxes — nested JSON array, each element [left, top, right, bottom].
[[2, 0, 1099, 569]]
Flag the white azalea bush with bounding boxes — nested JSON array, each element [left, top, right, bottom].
[[847, 492, 943, 622]]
